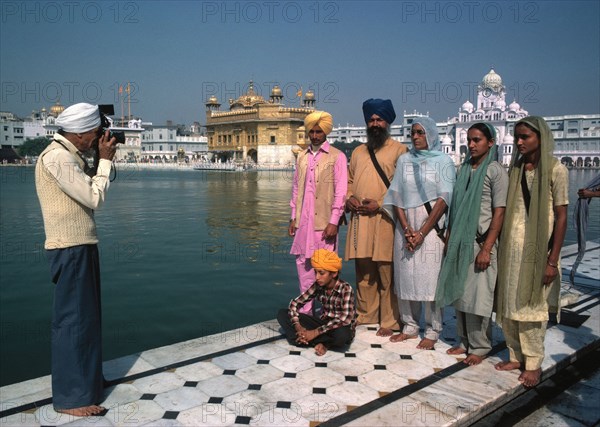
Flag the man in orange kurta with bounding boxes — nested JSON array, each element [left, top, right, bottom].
[[345, 99, 408, 336]]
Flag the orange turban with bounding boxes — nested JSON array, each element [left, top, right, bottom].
[[310, 249, 342, 272], [304, 111, 333, 135]]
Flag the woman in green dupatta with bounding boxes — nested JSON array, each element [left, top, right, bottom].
[[494, 116, 569, 388], [436, 122, 508, 365]]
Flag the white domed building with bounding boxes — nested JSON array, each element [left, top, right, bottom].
[[447, 68, 530, 165], [330, 68, 600, 169], [427, 69, 599, 168]]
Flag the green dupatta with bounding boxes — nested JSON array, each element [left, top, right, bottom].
[[435, 124, 497, 308]]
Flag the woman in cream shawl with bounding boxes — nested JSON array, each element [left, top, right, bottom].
[[494, 116, 568, 387]]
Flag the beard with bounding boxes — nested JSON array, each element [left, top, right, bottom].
[[366, 126, 390, 150]]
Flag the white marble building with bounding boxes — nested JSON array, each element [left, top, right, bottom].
[[140, 122, 208, 163], [0, 112, 24, 147], [329, 69, 600, 167]]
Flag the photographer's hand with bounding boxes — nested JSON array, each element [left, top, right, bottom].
[[98, 130, 117, 161]]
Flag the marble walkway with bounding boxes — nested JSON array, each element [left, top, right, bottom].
[[1, 241, 599, 427]]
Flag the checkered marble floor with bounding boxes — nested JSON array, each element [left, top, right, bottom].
[[1, 242, 599, 427]]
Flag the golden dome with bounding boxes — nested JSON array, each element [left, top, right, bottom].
[[207, 95, 219, 104], [231, 81, 266, 109], [271, 85, 282, 97], [304, 90, 315, 100], [50, 101, 65, 117]]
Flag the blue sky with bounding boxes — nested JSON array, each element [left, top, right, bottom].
[[1, 0, 598, 126]]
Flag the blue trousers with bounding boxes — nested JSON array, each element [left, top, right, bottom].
[[277, 308, 353, 350], [47, 245, 103, 409]]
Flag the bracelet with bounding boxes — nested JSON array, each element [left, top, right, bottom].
[[547, 260, 558, 268], [418, 230, 425, 239], [403, 225, 409, 232]]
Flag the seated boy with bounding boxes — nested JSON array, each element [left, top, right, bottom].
[[277, 249, 357, 356]]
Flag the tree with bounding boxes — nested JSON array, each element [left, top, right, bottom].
[[17, 137, 51, 157], [331, 140, 363, 158]]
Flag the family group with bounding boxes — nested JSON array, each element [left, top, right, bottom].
[[279, 99, 569, 390]]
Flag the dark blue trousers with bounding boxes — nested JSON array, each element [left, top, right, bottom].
[[47, 245, 103, 409]]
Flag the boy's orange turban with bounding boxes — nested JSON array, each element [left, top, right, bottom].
[[310, 249, 342, 272]]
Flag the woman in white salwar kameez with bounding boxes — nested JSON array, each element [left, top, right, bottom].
[[383, 117, 455, 350]]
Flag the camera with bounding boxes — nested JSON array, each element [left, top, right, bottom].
[[98, 104, 126, 144]]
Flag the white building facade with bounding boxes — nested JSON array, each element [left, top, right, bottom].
[[140, 123, 208, 163], [0, 112, 24, 147], [329, 69, 599, 168]]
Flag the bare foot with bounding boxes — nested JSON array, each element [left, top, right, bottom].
[[56, 405, 106, 417], [389, 333, 418, 343], [519, 368, 541, 387], [417, 338, 437, 350], [376, 327, 393, 337], [314, 343, 328, 356], [464, 354, 487, 365], [495, 361, 521, 371], [446, 346, 467, 355]]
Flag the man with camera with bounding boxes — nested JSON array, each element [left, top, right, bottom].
[[35, 103, 117, 416]]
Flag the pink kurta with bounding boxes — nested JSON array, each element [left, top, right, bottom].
[[290, 142, 347, 258]]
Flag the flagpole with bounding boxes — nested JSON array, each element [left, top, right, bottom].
[[127, 82, 131, 121], [120, 85, 124, 125]]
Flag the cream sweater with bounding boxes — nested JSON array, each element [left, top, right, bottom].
[[35, 135, 111, 249]]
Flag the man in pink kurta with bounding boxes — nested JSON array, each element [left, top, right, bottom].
[[290, 111, 348, 314]]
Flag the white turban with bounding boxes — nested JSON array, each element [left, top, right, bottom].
[[55, 103, 101, 133]]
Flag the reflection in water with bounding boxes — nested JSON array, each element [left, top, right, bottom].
[[202, 171, 295, 266], [205, 171, 292, 244]]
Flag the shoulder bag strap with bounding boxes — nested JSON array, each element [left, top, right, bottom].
[[52, 139, 94, 177], [367, 147, 390, 188], [424, 201, 447, 242]]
